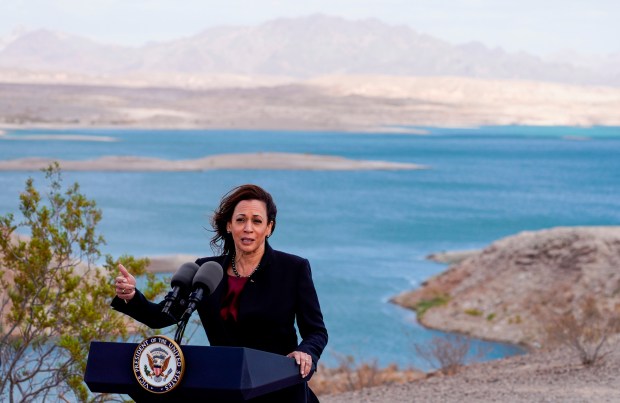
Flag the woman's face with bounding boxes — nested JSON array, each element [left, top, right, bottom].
[[227, 199, 273, 256]]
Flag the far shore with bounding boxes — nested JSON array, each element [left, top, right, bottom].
[[0, 152, 428, 172], [2, 76, 620, 130]]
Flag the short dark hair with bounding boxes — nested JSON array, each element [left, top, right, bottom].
[[210, 184, 277, 255]]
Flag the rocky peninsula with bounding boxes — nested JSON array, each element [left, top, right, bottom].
[[320, 226, 620, 402], [392, 226, 620, 348]]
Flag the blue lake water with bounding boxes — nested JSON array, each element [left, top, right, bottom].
[[1, 126, 619, 370]]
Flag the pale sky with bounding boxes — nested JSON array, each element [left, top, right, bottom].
[[1, 0, 619, 56]]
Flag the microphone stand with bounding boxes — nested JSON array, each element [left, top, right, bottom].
[[174, 316, 189, 345], [174, 288, 203, 345], [161, 291, 189, 345]]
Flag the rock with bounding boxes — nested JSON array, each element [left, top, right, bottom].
[[392, 226, 620, 348]]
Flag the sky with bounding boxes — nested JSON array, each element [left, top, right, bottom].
[[1, 0, 619, 56]]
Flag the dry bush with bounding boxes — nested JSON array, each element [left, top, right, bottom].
[[309, 354, 424, 395], [414, 334, 473, 375], [545, 296, 620, 365]]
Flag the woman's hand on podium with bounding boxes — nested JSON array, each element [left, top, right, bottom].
[[287, 351, 313, 378], [115, 264, 136, 303]]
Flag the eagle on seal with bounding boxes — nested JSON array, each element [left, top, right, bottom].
[[147, 349, 171, 377]]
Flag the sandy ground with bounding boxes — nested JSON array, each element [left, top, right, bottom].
[[321, 339, 620, 403]]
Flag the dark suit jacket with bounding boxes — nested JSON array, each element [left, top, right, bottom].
[[111, 243, 328, 401]]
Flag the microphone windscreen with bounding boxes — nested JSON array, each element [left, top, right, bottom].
[[193, 261, 224, 295], [171, 262, 200, 288]]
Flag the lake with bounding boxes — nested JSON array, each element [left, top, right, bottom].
[[1, 125, 619, 369]]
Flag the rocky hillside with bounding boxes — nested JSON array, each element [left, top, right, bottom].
[[392, 226, 620, 348]]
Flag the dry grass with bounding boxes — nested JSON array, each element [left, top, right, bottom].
[[309, 355, 425, 396], [414, 334, 475, 375]]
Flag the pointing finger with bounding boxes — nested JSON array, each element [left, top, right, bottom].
[[118, 264, 131, 279]]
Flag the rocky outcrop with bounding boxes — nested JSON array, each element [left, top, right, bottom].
[[392, 226, 620, 348]]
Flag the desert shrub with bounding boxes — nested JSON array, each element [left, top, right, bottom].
[[308, 354, 424, 395], [508, 314, 522, 324], [545, 296, 620, 366], [464, 308, 483, 316], [412, 294, 450, 319], [0, 164, 165, 402], [414, 334, 474, 375]]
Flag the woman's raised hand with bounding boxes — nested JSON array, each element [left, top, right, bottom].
[[115, 264, 136, 302]]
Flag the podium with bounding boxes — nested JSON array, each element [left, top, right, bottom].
[[85, 341, 308, 402]]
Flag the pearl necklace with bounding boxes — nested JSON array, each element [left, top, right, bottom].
[[231, 253, 261, 278]]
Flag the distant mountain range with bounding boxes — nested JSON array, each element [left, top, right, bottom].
[[0, 15, 618, 86]]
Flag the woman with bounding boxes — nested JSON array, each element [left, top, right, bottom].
[[111, 184, 328, 402]]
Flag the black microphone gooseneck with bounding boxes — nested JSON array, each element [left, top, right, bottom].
[[175, 261, 224, 344], [161, 262, 200, 319]]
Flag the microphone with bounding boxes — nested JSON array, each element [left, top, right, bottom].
[[181, 261, 223, 321], [161, 262, 200, 317]]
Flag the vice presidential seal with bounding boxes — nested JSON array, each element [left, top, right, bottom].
[[133, 335, 185, 393]]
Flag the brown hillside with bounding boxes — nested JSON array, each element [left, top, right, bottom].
[[392, 226, 620, 348]]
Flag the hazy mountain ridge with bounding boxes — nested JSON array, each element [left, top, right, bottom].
[[0, 15, 616, 86]]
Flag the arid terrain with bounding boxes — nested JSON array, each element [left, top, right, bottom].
[[320, 337, 620, 402], [1, 75, 620, 131]]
